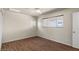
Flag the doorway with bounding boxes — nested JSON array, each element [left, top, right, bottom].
[[0, 11, 3, 50]]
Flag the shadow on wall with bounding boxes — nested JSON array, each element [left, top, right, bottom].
[[2, 27, 36, 43]]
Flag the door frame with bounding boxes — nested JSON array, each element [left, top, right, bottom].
[[0, 9, 3, 50]]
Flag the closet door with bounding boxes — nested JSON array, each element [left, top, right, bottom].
[[72, 12, 79, 48], [0, 11, 3, 50]]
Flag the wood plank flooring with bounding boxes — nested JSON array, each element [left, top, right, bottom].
[[1, 36, 79, 51]]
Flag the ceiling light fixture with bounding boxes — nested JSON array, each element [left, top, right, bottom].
[[36, 9, 42, 14], [35, 8, 42, 14]]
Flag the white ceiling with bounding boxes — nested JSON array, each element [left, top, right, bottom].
[[2, 8, 65, 16], [8, 8, 57, 16]]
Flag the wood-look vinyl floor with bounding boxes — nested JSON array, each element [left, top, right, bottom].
[[1, 36, 79, 51]]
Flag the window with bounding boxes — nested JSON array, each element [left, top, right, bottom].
[[42, 15, 64, 28]]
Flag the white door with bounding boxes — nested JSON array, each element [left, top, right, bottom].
[[0, 11, 3, 50], [72, 12, 79, 48]]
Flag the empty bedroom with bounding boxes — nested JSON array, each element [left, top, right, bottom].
[[0, 8, 79, 51]]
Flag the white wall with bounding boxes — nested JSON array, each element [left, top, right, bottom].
[[2, 11, 36, 43], [38, 9, 79, 46], [0, 11, 3, 49], [2, 8, 79, 46]]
